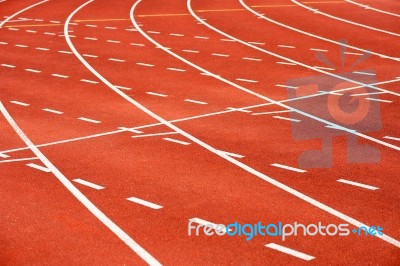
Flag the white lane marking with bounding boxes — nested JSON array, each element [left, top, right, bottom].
[[132, 132, 177, 138], [236, 78, 258, 83], [26, 29, 38, 33], [219, 150, 245, 158], [51, 73, 69, 78], [184, 99, 208, 105], [0, 41, 7, 44], [310, 48, 328, 52], [1, 64, 16, 68], [344, 51, 363, 56], [26, 163, 51, 172], [84, 37, 98, 40], [345, 0, 400, 18], [0, 100, 162, 266], [0, 153, 10, 158], [115, 85, 132, 90], [147, 30, 160, 34], [383, 136, 400, 142], [136, 62, 154, 67], [15, 44, 28, 48], [10, 100, 29, 106], [248, 41, 265, 45], [7, 28, 19, 31], [252, 110, 292, 116], [353, 71, 375, 76], [194, 35, 209, 39], [118, 127, 143, 134], [212, 53, 229, 57], [276, 61, 297, 66], [182, 49, 199, 53], [226, 107, 252, 113], [273, 115, 301, 122], [292, 0, 400, 37], [170, 33, 184, 36], [365, 98, 392, 103], [313, 66, 335, 71], [58, 50, 73, 54], [265, 243, 315, 261], [337, 179, 378, 190], [275, 84, 297, 89], [80, 79, 99, 84], [107, 39, 121, 43], [36, 47, 49, 51], [105, 26, 117, 29], [42, 108, 63, 114], [163, 138, 191, 145], [220, 38, 235, 42], [108, 58, 126, 62], [131, 43, 145, 46], [0, 0, 49, 28], [146, 92, 167, 97], [126, 197, 162, 209], [73, 178, 105, 190], [85, 24, 97, 27], [0, 157, 40, 163], [49, 20, 60, 23], [78, 117, 101, 124], [25, 68, 41, 73], [242, 57, 261, 61], [83, 54, 98, 58], [271, 163, 306, 173], [34, 18, 45, 22], [44, 32, 56, 35], [166, 67, 186, 72], [278, 44, 295, 48]]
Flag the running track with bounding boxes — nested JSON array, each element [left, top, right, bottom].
[[0, 0, 399, 265]]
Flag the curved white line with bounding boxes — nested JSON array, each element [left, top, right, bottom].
[[0, 101, 161, 264], [66, 0, 400, 249], [291, 0, 400, 37], [345, 0, 400, 18], [240, 0, 399, 61], [0, 0, 49, 28]]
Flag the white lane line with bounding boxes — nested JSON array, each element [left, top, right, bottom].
[[84, 37, 98, 40], [182, 49, 199, 53], [265, 243, 315, 261], [83, 54, 98, 58], [132, 132, 177, 138], [252, 110, 292, 116], [34, 18, 45, 22], [163, 137, 190, 145], [25, 68, 41, 73], [85, 24, 97, 27], [58, 50, 73, 54], [105, 26, 117, 29], [278, 44, 295, 48], [275, 84, 297, 89], [106, 40, 121, 43], [220, 38, 235, 42], [219, 150, 245, 158], [226, 107, 252, 113], [73, 178, 105, 190], [126, 197, 162, 209], [242, 57, 262, 61], [236, 78, 258, 83], [0, 41, 7, 44], [0, 153, 10, 158], [310, 48, 328, 52], [212, 53, 229, 57], [337, 179, 378, 190], [44, 32, 56, 35], [184, 99, 208, 105], [0, 157, 39, 163], [353, 71, 375, 76], [147, 30, 160, 34], [52, 73, 69, 78], [383, 136, 400, 142], [365, 98, 392, 103], [36, 47, 49, 51], [1, 64, 16, 68], [26, 163, 51, 173], [0, 0, 49, 28], [78, 117, 101, 124], [313, 66, 335, 71], [248, 41, 265, 45], [108, 58, 126, 62], [170, 33, 184, 36], [15, 44, 28, 48], [146, 92, 167, 97], [344, 51, 363, 56], [194, 35, 209, 39], [115, 85, 132, 90], [271, 163, 306, 173], [136, 62, 154, 67], [276, 61, 297, 66], [166, 67, 186, 72], [10, 100, 29, 106], [345, 0, 400, 18], [42, 108, 63, 114], [80, 79, 99, 84], [118, 127, 143, 134], [131, 43, 145, 46], [273, 115, 301, 122]]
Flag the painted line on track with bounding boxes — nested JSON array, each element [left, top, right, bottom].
[[337, 179, 378, 190]]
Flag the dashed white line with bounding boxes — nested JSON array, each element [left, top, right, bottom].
[[310, 48, 328, 52], [82, 54, 98, 58], [115, 85, 132, 90], [271, 163, 306, 173], [126, 197, 162, 209], [170, 33, 184, 37], [106, 40, 121, 43], [252, 110, 292, 116], [344, 51, 363, 56], [337, 179, 378, 190], [236, 78, 258, 83], [84, 37, 98, 40], [36, 47, 49, 51], [265, 243, 314, 261], [25, 68, 41, 73], [8, 28, 19, 31], [44, 32, 56, 35], [365, 98, 392, 103], [182, 49, 199, 53], [248, 41, 265, 45], [278, 44, 295, 48], [212, 53, 229, 57], [1, 64, 16, 68], [276, 61, 297, 66], [275, 84, 297, 89], [15, 44, 28, 48], [220, 150, 245, 158], [130, 43, 145, 46], [242, 57, 262, 61], [146, 92, 167, 97], [42, 108, 63, 114], [220, 38, 235, 42], [58, 50, 73, 54], [383, 136, 400, 142], [194, 36, 209, 39], [184, 99, 208, 105], [0, 153, 10, 158], [78, 117, 101, 124], [50, 20, 60, 23], [73, 178, 105, 190], [105, 26, 117, 30], [353, 71, 375, 76], [273, 115, 301, 122], [26, 163, 51, 173], [10, 100, 29, 106], [51, 73, 69, 78], [108, 58, 126, 62], [163, 138, 190, 145], [80, 79, 99, 84], [85, 24, 97, 27], [166, 67, 186, 72], [136, 62, 154, 67], [26, 30, 37, 33], [313, 66, 335, 71], [147, 31, 160, 34], [0, 41, 8, 45]]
